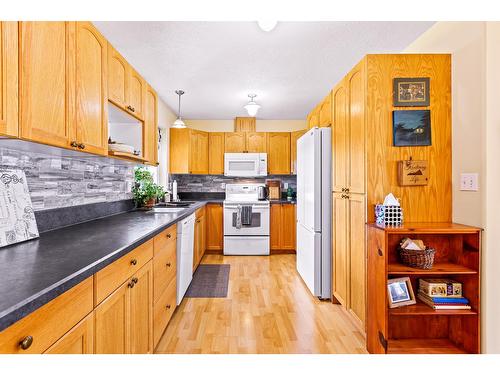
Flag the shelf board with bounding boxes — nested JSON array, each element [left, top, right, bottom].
[[108, 150, 147, 163], [388, 262, 477, 275], [389, 301, 477, 316], [387, 338, 467, 354]]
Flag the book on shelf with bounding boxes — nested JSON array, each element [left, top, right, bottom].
[[419, 278, 462, 297], [417, 293, 471, 310]]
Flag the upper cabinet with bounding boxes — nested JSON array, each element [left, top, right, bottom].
[[143, 85, 158, 165], [245, 132, 267, 153], [267, 132, 291, 174], [74, 22, 108, 156], [319, 91, 332, 127], [234, 117, 256, 132], [224, 132, 246, 152], [290, 129, 307, 175], [307, 104, 320, 129], [107, 43, 145, 121], [170, 128, 208, 174], [208, 132, 224, 174], [0, 22, 18, 137], [19, 22, 74, 149]]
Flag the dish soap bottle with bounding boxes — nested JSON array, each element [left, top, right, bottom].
[[287, 187, 293, 201]]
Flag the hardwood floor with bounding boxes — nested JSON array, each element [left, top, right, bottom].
[[155, 254, 367, 354]]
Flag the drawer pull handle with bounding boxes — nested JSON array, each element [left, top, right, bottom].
[[166, 262, 171, 267], [167, 233, 172, 239], [130, 259, 138, 266], [19, 335, 33, 350], [166, 304, 171, 310]]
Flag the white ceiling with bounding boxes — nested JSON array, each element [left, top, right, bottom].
[[94, 22, 434, 120]]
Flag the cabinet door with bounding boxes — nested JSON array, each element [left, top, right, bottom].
[[234, 117, 256, 132], [332, 81, 348, 192], [270, 204, 281, 250], [107, 43, 127, 108], [319, 92, 332, 127], [129, 262, 154, 354], [290, 129, 307, 174], [0, 22, 18, 137], [144, 85, 158, 165], [193, 216, 201, 270], [190, 130, 209, 174], [200, 214, 206, 259], [280, 204, 296, 250], [206, 203, 223, 251], [95, 281, 129, 354], [307, 105, 319, 129], [348, 193, 366, 328], [19, 22, 74, 149], [44, 313, 94, 354], [75, 22, 108, 155], [332, 193, 348, 306], [267, 132, 291, 174], [246, 132, 267, 153], [348, 66, 365, 194], [127, 68, 145, 119], [224, 132, 246, 153], [169, 128, 190, 174], [208, 132, 225, 174]]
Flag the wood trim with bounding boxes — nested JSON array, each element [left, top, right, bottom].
[[0, 22, 18, 137]]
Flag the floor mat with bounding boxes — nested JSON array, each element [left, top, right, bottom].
[[185, 264, 230, 298]]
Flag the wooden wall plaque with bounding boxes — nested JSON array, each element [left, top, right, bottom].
[[398, 160, 429, 186]]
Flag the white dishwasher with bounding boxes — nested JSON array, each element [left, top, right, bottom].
[[176, 213, 195, 305]]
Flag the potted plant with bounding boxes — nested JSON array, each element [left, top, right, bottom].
[[132, 167, 164, 210]]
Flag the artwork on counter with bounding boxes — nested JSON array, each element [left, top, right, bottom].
[[398, 159, 429, 186], [393, 110, 431, 147], [387, 277, 416, 308], [393, 77, 430, 106], [0, 169, 39, 247]]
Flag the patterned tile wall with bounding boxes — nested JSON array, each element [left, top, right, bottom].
[[0, 147, 135, 211], [170, 174, 297, 193]]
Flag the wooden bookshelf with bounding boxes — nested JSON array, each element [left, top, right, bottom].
[[366, 223, 482, 354]]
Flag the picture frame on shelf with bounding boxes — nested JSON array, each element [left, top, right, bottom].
[[393, 77, 430, 106], [387, 277, 416, 308], [393, 110, 431, 147]]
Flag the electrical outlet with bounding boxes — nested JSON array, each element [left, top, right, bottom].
[[221, 183, 226, 189], [284, 182, 289, 189], [460, 173, 479, 191]]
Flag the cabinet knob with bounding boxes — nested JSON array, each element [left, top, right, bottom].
[[130, 259, 138, 266], [166, 262, 171, 267], [378, 248, 383, 257], [166, 304, 171, 310], [196, 219, 201, 223], [341, 187, 346, 192], [19, 335, 33, 350], [128, 281, 135, 288], [127, 105, 135, 112], [132, 277, 138, 284], [167, 233, 172, 239], [70, 141, 78, 148], [345, 188, 350, 193]]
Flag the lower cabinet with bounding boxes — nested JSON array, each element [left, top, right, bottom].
[[94, 261, 154, 354], [193, 207, 206, 270], [270, 203, 296, 253], [206, 203, 223, 253], [45, 313, 94, 354]]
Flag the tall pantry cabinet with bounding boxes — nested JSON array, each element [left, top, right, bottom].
[[330, 54, 452, 332], [0, 22, 18, 137]]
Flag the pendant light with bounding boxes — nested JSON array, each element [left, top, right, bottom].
[[172, 90, 186, 128], [244, 94, 261, 117], [257, 20, 278, 32]]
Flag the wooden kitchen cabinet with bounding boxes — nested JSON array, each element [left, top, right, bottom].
[[234, 116, 256, 132], [208, 132, 225, 174], [144, 84, 158, 165], [206, 203, 223, 253], [319, 91, 332, 127], [193, 207, 206, 270], [307, 104, 320, 129], [170, 128, 209, 174], [267, 132, 291, 174], [270, 203, 296, 253], [0, 22, 18, 137], [224, 132, 246, 153], [127, 68, 146, 120], [332, 78, 348, 192], [95, 261, 154, 354], [246, 132, 267, 152], [45, 313, 94, 354], [290, 129, 307, 174]]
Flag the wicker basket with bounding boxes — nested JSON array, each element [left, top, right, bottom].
[[398, 247, 436, 269]]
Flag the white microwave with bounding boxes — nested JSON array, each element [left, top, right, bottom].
[[224, 153, 267, 177]]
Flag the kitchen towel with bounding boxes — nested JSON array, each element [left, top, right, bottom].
[[241, 205, 252, 226]]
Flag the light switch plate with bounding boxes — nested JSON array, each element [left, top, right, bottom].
[[460, 173, 479, 191], [220, 183, 226, 189]]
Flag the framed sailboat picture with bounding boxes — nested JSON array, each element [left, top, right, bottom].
[[0, 169, 39, 247]]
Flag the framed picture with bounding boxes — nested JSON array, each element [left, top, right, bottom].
[[393, 77, 430, 106], [387, 277, 416, 308], [393, 110, 431, 147]]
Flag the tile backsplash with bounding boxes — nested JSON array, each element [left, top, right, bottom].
[[170, 174, 297, 192], [0, 147, 135, 211]]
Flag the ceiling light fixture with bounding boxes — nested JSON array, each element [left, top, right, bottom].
[[257, 20, 278, 32], [172, 89, 186, 128], [244, 94, 261, 117]]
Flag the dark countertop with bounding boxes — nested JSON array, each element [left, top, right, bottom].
[[270, 199, 296, 204], [0, 201, 207, 332]]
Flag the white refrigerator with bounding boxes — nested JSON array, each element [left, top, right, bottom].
[[296, 127, 331, 299]]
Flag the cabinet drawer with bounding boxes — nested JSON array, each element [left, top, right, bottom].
[[153, 279, 176, 347], [0, 277, 93, 354], [95, 239, 153, 305], [153, 224, 177, 257], [153, 233, 177, 302]]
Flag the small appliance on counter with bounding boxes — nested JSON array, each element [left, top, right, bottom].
[[257, 185, 269, 200], [266, 179, 281, 200]]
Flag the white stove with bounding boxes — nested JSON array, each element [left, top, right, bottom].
[[223, 184, 270, 255]]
